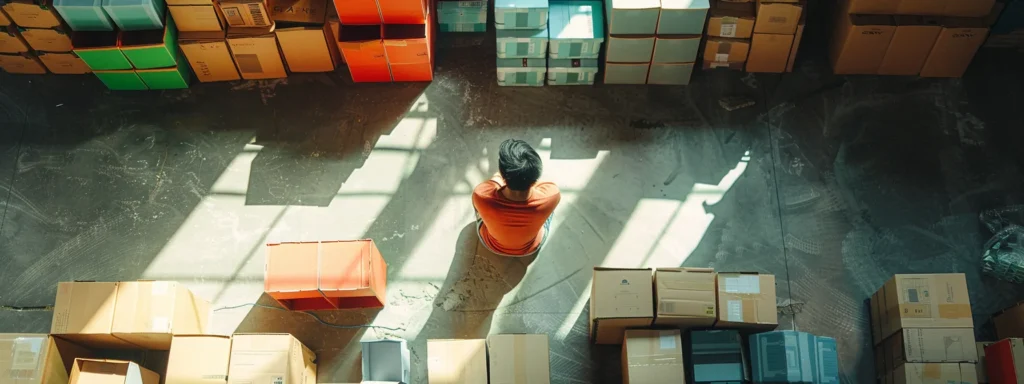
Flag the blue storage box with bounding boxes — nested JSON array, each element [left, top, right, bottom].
[[547, 58, 597, 85], [689, 330, 750, 384], [495, 0, 548, 29], [497, 57, 545, 86], [749, 331, 840, 383], [54, 0, 115, 31], [547, 0, 603, 58], [102, 0, 165, 30], [496, 27, 547, 58]]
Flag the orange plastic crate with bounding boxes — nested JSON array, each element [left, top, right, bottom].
[[265, 240, 387, 310]]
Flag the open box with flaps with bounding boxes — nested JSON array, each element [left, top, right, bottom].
[[68, 359, 160, 384]]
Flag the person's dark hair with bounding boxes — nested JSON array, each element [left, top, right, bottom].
[[498, 139, 542, 191]]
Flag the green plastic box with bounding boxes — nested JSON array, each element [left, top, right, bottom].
[[102, 0, 165, 30], [94, 69, 148, 90], [119, 15, 177, 69], [136, 52, 190, 89], [72, 31, 131, 70]]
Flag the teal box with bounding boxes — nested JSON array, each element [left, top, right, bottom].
[[688, 330, 749, 384], [652, 35, 699, 63], [54, 0, 115, 31], [94, 69, 148, 90], [495, 0, 548, 30], [647, 62, 693, 85], [72, 31, 132, 70], [749, 331, 840, 384], [496, 28, 547, 58], [547, 58, 597, 85], [496, 57, 545, 86], [547, 0, 603, 59], [137, 52, 190, 89], [438, 0, 486, 23], [119, 15, 177, 69], [440, 22, 487, 32], [657, 0, 708, 35], [102, 0, 165, 30]]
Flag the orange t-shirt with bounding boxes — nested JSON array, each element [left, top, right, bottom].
[[472, 178, 560, 256]]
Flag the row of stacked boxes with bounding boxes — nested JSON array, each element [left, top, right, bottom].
[[702, 0, 804, 73], [494, 0, 603, 86], [0, 0, 94, 74], [603, 0, 706, 84], [331, 0, 434, 82]]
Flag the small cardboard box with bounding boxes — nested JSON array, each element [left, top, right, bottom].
[[714, 272, 777, 329], [2, 0, 62, 28], [0, 334, 94, 384], [547, 0, 603, 59], [166, 335, 232, 384], [651, 35, 699, 63], [976, 342, 993, 383], [219, 0, 271, 27], [378, 0, 424, 24], [984, 339, 1024, 383], [891, 363, 978, 384], [883, 328, 978, 369], [111, 281, 210, 350], [653, 268, 716, 328], [437, 0, 485, 24], [332, 0, 378, 24], [338, 24, 391, 82], [842, 0, 897, 14], [829, 14, 895, 75], [383, 22, 432, 82], [703, 37, 749, 67], [547, 58, 597, 85], [944, 0, 994, 17], [707, 0, 754, 38], [647, 62, 693, 85], [119, 16, 179, 69], [657, 0, 708, 35], [604, 0, 658, 34], [622, 330, 685, 384], [689, 330, 749, 384], [603, 61, 648, 84], [749, 331, 840, 383], [102, 0, 166, 30], [72, 31, 132, 70], [495, 0, 548, 29], [38, 51, 91, 73], [875, 274, 973, 341], [362, 339, 411, 383], [69, 359, 160, 384], [496, 28, 548, 58], [51, 282, 138, 349], [269, 0, 327, 24], [94, 69, 148, 89], [605, 34, 653, 62], [426, 339, 487, 384], [226, 27, 286, 79], [228, 334, 317, 384], [746, 32, 793, 73], [169, 5, 224, 32], [994, 302, 1024, 340], [878, 16, 941, 75], [53, 0, 115, 31], [753, 0, 801, 35], [276, 24, 339, 72], [21, 26, 73, 51], [487, 334, 550, 384], [589, 268, 654, 345], [496, 57, 546, 86], [179, 31, 241, 82], [0, 25, 29, 53], [919, 19, 988, 78]]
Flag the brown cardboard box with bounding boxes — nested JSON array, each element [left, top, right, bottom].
[[829, 14, 896, 75], [746, 32, 793, 73], [621, 329, 685, 384], [994, 302, 1024, 340], [976, 342, 993, 383], [37, 52, 90, 74], [704, 37, 750, 66], [714, 272, 777, 329], [876, 274, 973, 341], [21, 26, 72, 52], [919, 20, 989, 78], [785, 21, 803, 72], [753, 0, 802, 35], [327, 16, 345, 64], [590, 268, 654, 345], [269, 0, 328, 24], [227, 28, 287, 79], [51, 282, 138, 349], [0, 26, 29, 53], [944, 0, 995, 17], [0, 334, 94, 384], [897, 0, 947, 16], [877, 16, 941, 75], [841, 0, 899, 15], [653, 268, 716, 328], [111, 281, 211, 350], [486, 334, 550, 384], [228, 334, 317, 384], [219, 0, 272, 27], [180, 31, 241, 82], [0, 7, 10, 26], [871, 288, 888, 345], [69, 359, 160, 384], [708, 0, 755, 38], [891, 363, 978, 384], [426, 339, 487, 384], [169, 5, 225, 32], [276, 24, 339, 72], [1, 0, 62, 28], [875, 343, 890, 378], [166, 335, 232, 384], [0, 52, 46, 73], [883, 328, 978, 370]]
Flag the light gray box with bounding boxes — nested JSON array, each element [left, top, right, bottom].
[[647, 62, 693, 85], [361, 339, 411, 384], [604, 62, 649, 84], [657, 0, 709, 35], [605, 0, 660, 34], [606, 35, 655, 62], [652, 35, 700, 63]]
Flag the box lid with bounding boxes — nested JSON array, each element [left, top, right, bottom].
[[608, 0, 658, 10], [662, 0, 708, 10], [495, 0, 547, 10], [548, 1, 603, 40]]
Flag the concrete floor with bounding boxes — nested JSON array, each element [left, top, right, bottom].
[[2, 27, 1024, 383]]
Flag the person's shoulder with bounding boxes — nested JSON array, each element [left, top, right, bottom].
[[532, 182, 561, 200], [473, 180, 500, 198]]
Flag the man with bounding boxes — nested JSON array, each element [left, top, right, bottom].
[[473, 139, 561, 256]]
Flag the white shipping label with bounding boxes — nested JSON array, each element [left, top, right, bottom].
[[720, 23, 737, 37], [724, 275, 761, 294], [715, 53, 729, 62], [659, 331, 677, 350], [727, 300, 744, 321], [11, 337, 43, 370]]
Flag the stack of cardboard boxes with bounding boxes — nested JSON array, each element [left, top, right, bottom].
[[494, 0, 548, 86], [333, 0, 434, 82], [746, 0, 803, 73], [830, 0, 997, 77], [0, 0, 89, 74], [986, 0, 1024, 49], [427, 335, 551, 383], [648, 0, 707, 84], [703, 0, 753, 70], [604, 0, 706, 84], [546, 0, 603, 85]]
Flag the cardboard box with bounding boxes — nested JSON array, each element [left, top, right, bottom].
[[547, 0, 603, 59], [746, 32, 793, 73], [605, 34, 654, 62], [38, 51, 91, 73], [749, 331, 840, 383], [875, 274, 973, 341], [652, 268, 716, 328], [689, 330, 749, 384], [487, 334, 550, 384], [547, 58, 597, 85], [20, 26, 72, 51], [603, 61, 648, 84], [985, 339, 1024, 384], [918, 20, 988, 78], [2, 0, 63, 28], [976, 342, 993, 383], [73, 31, 132, 70], [995, 302, 1024, 340], [440, 22, 486, 32], [604, 0, 658, 34], [426, 339, 487, 384], [897, 0, 946, 16], [0, 334, 94, 384], [0, 25, 29, 53], [622, 330, 685, 384], [589, 268, 654, 345], [338, 25, 390, 82], [227, 28, 286, 79], [657, 0, 708, 35], [891, 363, 978, 384], [495, 0, 548, 29], [944, 0, 994, 17], [276, 24, 339, 72], [94, 69, 148, 89], [53, 0, 115, 31], [180, 32, 241, 82], [877, 16, 941, 75], [841, 0, 898, 15], [785, 20, 803, 72], [119, 17, 179, 69], [378, 0, 424, 24], [228, 334, 316, 384], [69, 359, 160, 384], [265, 240, 390, 309], [166, 335, 231, 384], [269, 0, 327, 23], [102, 0, 167, 30], [703, 37, 749, 67], [646, 62, 693, 84], [219, 0, 271, 27], [383, 23, 432, 82], [51, 282, 138, 348], [714, 272, 777, 329], [876, 343, 891, 379], [829, 14, 895, 75], [707, 0, 754, 38], [169, 5, 224, 31], [110, 281, 210, 350], [753, 0, 801, 35], [361, 339, 411, 383], [496, 57, 546, 86], [332, 0, 379, 24], [0, 7, 10, 25], [495, 28, 548, 58], [651, 35, 699, 63]]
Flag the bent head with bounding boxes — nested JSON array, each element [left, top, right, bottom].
[[498, 139, 542, 191]]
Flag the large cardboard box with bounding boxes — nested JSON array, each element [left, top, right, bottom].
[[785, 20, 803, 72], [703, 37, 749, 66], [276, 24, 340, 73], [604, 0, 658, 35], [605, 35, 653, 62], [707, 0, 754, 38], [589, 268, 654, 345], [689, 330, 749, 384], [361, 339, 411, 383], [497, 57, 546, 86], [383, 22, 432, 82], [622, 330, 685, 384], [985, 339, 1024, 383], [875, 274, 973, 341], [51, 282, 138, 349], [73, 31, 133, 70], [547, 0, 603, 59], [169, 4, 224, 32], [21, 26, 73, 52], [651, 35, 699, 63], [53, 0, 115, 31], [180, 31, 241, 82], [426, 339, 487, 384], [111, 281, 210, 350], [882, 328, 978, 370], [714, 272, 777, 329], [976, 342, 993, 383], [332, 0, 379, 24], [495, 0, 548, 29], [753, 0, 801, 35], [119, 17, 179, 69], [653, 268, 716, 328], [487, 334, 550, 384], [877, 16, 941, 76], [226, 28, 287, 79], [269, 0, 327, 23], [657, 0, 708, 35], [891, 363, 978, 384], [69, 359, 160, 384], [0, 7, 11, 25], [994, 302, 1024, 340], [746, 32, 793, 73], [918, 20, 988, 78], [265, 240, 389, 309], [166, 335, 231, 384], [749, 331, 840, 383], [829, 14, 895, 75], [2, 0, 63, 28], [603, 62, 648, 84], [0, 26, 29, 53], [228, 334, 316, 384], [38, 51, 92, 73], [0, 334, 94, 384], [337, 24, 391, 82], [378, 0, 425, 24], [646, 62, 693, 85], [219, 0, 271, 27]]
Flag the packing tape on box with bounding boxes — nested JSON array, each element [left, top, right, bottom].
[[938, 304, 972, 319]]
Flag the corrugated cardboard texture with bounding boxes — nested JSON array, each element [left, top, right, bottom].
[[169, 5, 224, 32], [0, 26, 29, 53], [277, 26, 335, 72], [714, 273, 777, 329], [0, 335, 93, 384], [218, 0, 271, 27], [984, 339, 1024, 384], [976, 342, 993, 383], [885, 328, 978, 366], [995, 302, 1024, 340], [703, 37, 749, 64], [829, 14, 895, 75], [590, 268, 654, 344], [38, 52, 91, 74], [879, 274, 973, 340], [919, 26, 988, 78], [166, 335, 231, 384], [653, 268, 716, 328], [69, 359, 160, 384], [1, 2, 62, 28], [707, 0, 754, 38], [891, 363, 978, 384], [622, 330, 685, 384], [229, 334, 317, 384], [270, 0, 328, 23], [427, 339, 487, 384], [487, 334, 550, 384], [21, 27, 73, 52], [51, 282, 136, 348], [111, 281, 210, 350], [753, 0, 801, 35], [746, 32, 793, 73], [180, 39, 241, 82], [878, 19, 940, 76]]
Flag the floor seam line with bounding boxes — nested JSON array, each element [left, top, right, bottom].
[[0, 119, 27, 237], [762, 82, 797, 331]]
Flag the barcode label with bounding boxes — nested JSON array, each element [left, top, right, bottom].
[[720, 23, 736, 37], [715, 53, 728, 62], [248, 3, 267, 26], [273, 376, 284, 384], [659, 301, 675, 313], [235, 54, 263, 73], [223, 6, 244, 25]]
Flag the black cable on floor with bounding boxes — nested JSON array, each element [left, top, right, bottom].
[[761, 82, 798, 331]]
